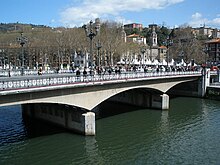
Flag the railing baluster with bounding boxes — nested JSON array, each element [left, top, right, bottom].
[[0, 70, 209, 91]]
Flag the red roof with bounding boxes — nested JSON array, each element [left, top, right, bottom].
[[127, 33, 144, 38], [159, 46, 167, 49], [206, 38, 220, 44]]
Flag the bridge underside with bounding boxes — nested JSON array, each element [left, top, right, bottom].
[[22, 103, 96, 135], [22, 87, 170, 135]]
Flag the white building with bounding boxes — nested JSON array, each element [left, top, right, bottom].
[[126, 34, 147, 45]]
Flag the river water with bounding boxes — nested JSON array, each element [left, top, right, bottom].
[[0, 97, 220, 165]]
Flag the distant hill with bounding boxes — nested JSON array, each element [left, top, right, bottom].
[[0, 23, 50, 32]]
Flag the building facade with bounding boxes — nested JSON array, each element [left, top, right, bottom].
[[158, 46, 167, 62], [193, 26, 220, 38], [126, 34, 147, 45], [124, 23, 143, 31], [206, 38, 220, 64]]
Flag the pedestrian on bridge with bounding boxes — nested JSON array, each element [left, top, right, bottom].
[[108, 68, 112, 75], [76, 68, 81, 81], [38, 68, 42, 75], [83, 68, 87, 81]]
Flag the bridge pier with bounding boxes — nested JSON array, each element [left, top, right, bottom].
[[82, 112, 95, 135], [198, 68, 210, 97], [151, 94, 169, 110], [22, 104, 96, 136], [108, 90, 169, 110]]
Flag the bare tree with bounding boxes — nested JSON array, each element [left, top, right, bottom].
[[170, 26, 205, 64]]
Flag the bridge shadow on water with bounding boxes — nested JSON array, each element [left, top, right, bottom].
[[22, 115, 66, 139], [96, 101, 144, 119], [21, 102, 143, 139]]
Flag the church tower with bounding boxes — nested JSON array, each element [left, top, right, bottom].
[[148, 24, 159, 60], [149, 24, 158, 47]]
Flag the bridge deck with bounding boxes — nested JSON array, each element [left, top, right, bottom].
[[0, 71, 203, 93]]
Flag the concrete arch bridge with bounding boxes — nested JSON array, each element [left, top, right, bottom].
[[0, 71, 213, 135]]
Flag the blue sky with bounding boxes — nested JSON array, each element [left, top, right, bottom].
[[1, 0, 220, 28]]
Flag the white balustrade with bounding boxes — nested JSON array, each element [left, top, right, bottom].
[[0, 71, 209, 91]]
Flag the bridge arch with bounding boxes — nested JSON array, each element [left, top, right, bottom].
[[0, 77, 197, 111], [58, 78, 196, 110]]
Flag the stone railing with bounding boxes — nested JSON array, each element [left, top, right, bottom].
[[0, 71, 205, 91]]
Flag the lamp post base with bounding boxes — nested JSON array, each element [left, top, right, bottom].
[[21, 67, 24, 76]]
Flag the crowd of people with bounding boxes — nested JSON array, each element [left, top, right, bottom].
[[71, 64, 203, 77]]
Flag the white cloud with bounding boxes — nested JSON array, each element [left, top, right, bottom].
[[189, 12, 208, 27], [114, 16, 133, 25], [191, 12, 202, 19], [212, 17, 220, 25], [50, 19, 55, 23], [59, 0, 184, 27], [189, 12, 220, 28]]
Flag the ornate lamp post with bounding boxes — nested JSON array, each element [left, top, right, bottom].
[[203, 45, 210, 68], [83, 19, 100, 68], [96, 40, 102, 68], [163, 36, 173, 69], [141, 47, 146, 67], [17, 32, 28, 76]]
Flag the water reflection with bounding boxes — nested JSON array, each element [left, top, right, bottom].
[[159, 111, 169, 134], [83, 136, 105, 164], [22, 115, 65, 138], [0, 105, 26, 146], [1, 98, 220, 164]]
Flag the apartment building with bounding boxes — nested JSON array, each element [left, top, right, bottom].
[[206, 38, 220, 64], [193, 26, 220, 38], [124, 23, 143, 31]]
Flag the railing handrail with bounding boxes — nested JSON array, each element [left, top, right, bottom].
[[0, 70, 209, 92]]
